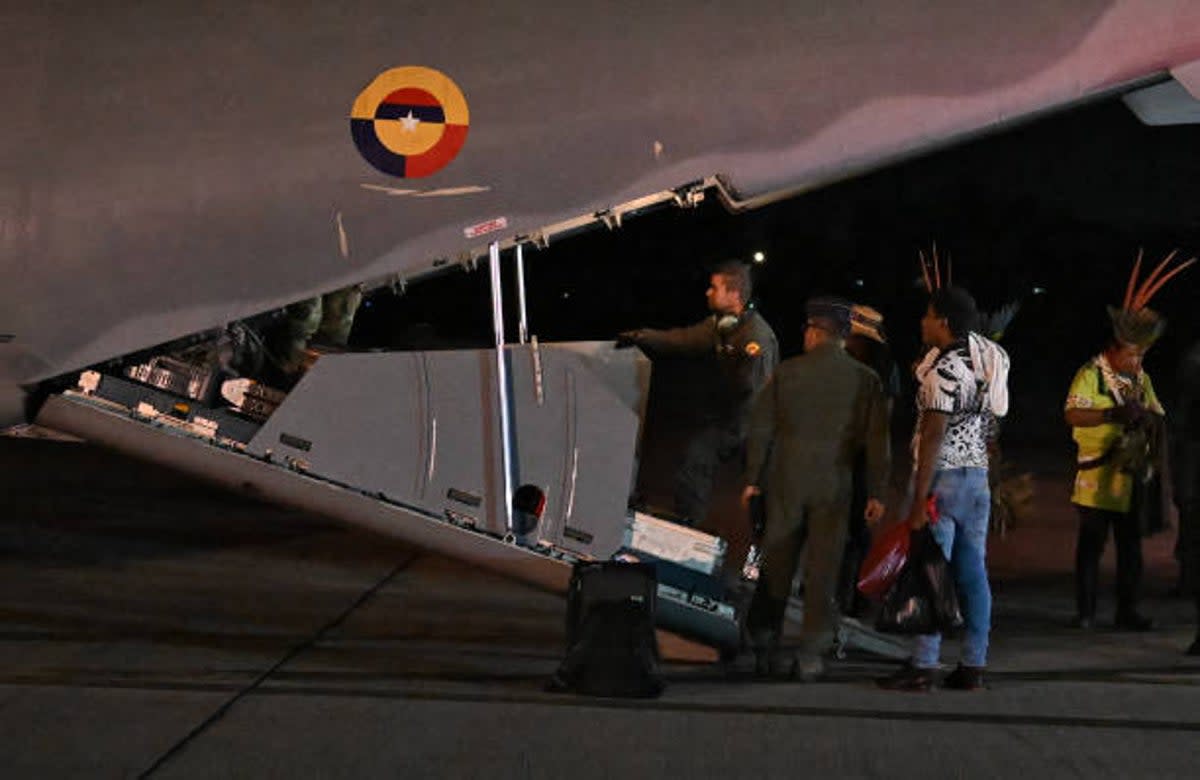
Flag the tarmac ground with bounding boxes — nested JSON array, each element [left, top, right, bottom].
[[1, 435, 1198, 779]]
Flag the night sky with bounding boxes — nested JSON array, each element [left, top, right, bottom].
[[351, 95, 1200, 451]]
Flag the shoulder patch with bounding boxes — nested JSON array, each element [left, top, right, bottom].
[[745, 341, 761, 356]]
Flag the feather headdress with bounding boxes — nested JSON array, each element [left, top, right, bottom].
[[849, 304, 887, 343], [1108, 249, 1196, 348], [918, 242, 950, 293], [919, 243, 1019, 341]]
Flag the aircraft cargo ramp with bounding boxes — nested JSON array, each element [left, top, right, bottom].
[[34, 342, 743, 655]]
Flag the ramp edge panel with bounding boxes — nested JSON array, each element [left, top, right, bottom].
[[36, 394, 572, 593]]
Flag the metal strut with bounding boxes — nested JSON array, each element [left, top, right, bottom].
[[487, 242, 516, 535], [515, 243, 530, 344]]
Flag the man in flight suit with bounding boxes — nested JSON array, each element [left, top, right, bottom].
[[742, 298, 890, 679], [618, 260, 778, 527]]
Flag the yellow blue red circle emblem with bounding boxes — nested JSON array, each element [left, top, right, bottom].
[[350, 66, 469, 178]]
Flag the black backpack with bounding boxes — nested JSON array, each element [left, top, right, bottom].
[[548, 562, 664, 698]]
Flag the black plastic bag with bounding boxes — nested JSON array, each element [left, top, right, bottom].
[[876, 555, 932, 634], [876, 526, 964, 635], [920, 528, 965, 633]]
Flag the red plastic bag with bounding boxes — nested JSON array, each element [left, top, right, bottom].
[[857, 522, 911, 600]]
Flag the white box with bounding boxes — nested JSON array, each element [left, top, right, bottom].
[[624, 511, 727, 574]]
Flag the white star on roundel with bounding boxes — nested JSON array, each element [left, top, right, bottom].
[[399, 110, 420, 132]]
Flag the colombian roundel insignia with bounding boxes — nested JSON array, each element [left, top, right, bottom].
[[745, 341, 761, 357], [350, 66, 469, 178]]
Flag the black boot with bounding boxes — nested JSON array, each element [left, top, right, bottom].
[[750, 630, 796, 680], [1074, 509, 1105, 627], [1075, 566, 1098, 628], [747, 581, 789, 678], [1114, 609, 1154, 631], [942, 663, 986, 691], [751, 630, 775, 678], [1074, 559, 1098, 627]]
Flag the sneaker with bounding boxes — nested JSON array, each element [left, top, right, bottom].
[[1114, 612, 1154, 632], [942, 663, 986, 691], [876, 663, 934, 692]]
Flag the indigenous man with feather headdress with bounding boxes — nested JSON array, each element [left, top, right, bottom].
[[1064, 250, 1193, 632]]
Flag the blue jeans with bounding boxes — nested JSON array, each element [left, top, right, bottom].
[[913, 467, 992, 669]]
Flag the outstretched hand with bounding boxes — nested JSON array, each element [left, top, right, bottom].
[[615, 330, 640, 349]]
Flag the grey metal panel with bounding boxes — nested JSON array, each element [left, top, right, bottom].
[[247, 352, 433, 501], [505, 342, 644, 559], [549, 352, 640, 558], [423, 350, 502, 533], [551, 342, 652, 417], [1122, 78, 1200, 125], [505, 345, 571, 545], [246, 351, 506, 534], [244, 344, 644, 554]]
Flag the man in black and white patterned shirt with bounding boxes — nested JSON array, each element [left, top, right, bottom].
[[879, 285, 1009, 692]]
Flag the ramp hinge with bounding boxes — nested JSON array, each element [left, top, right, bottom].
[[595, 209, 622, 230], [672, 185, 705, 209]]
